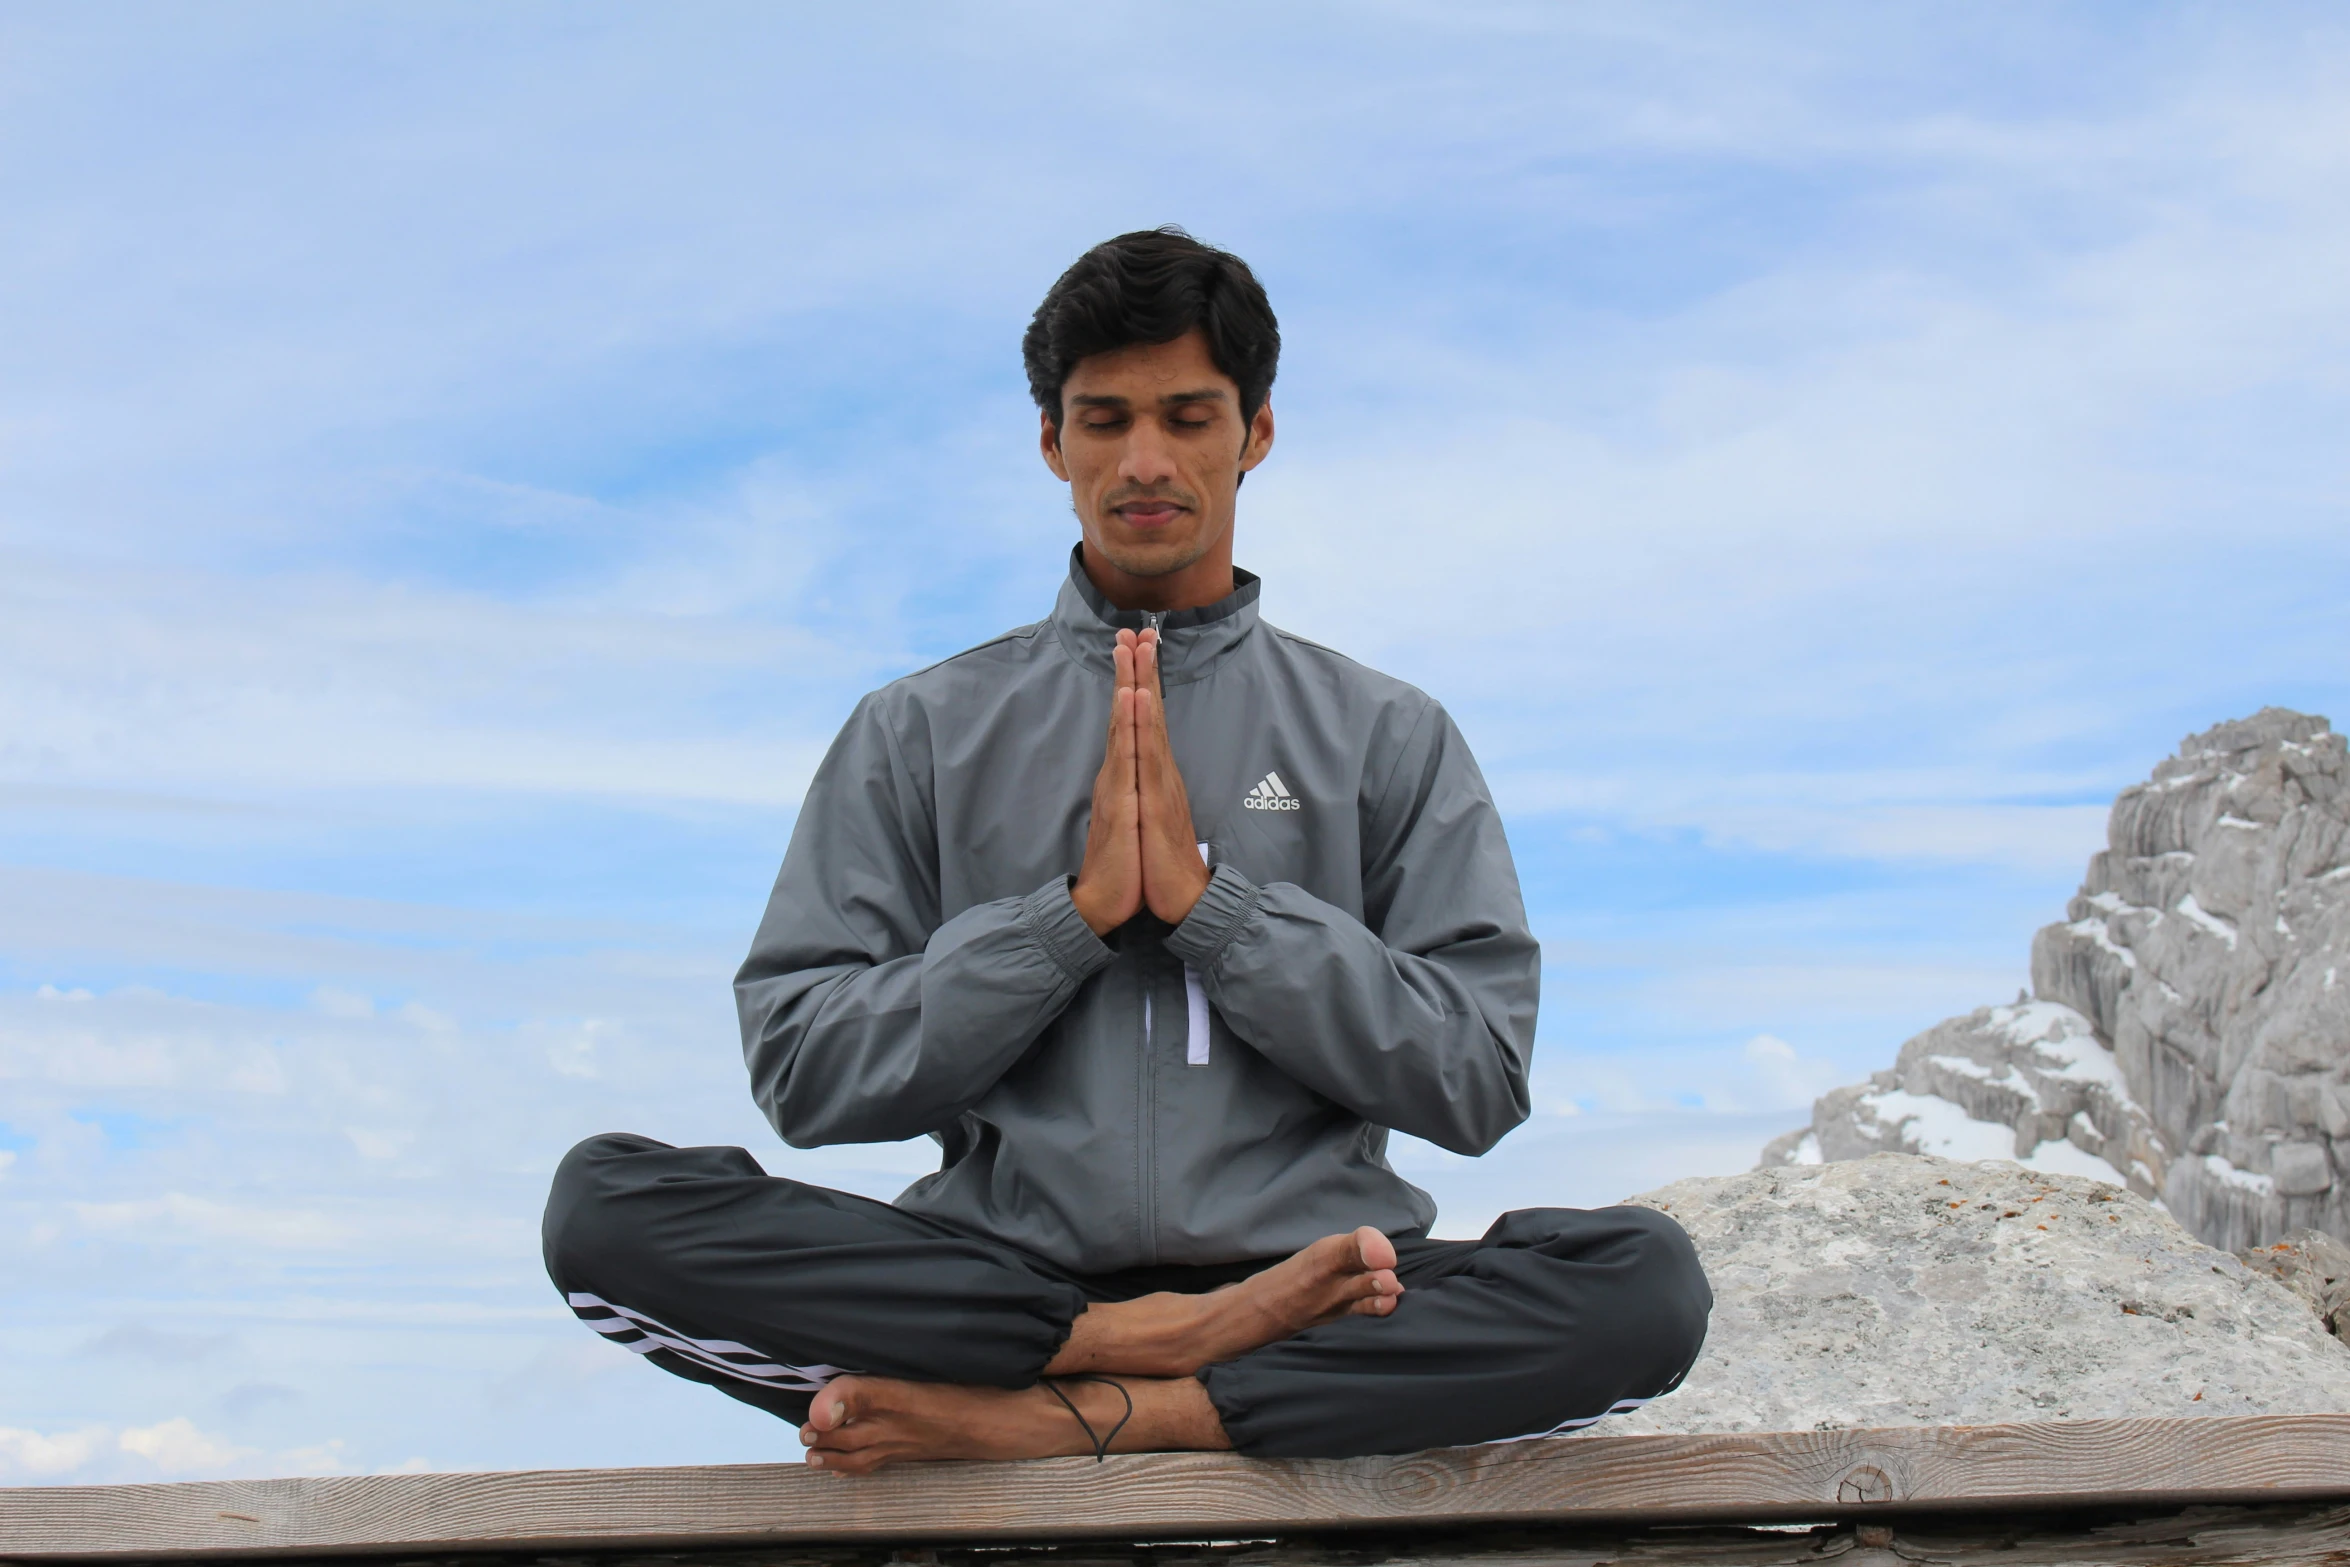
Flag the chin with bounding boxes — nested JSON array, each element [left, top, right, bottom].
[[1096, 533, 1206, 581]]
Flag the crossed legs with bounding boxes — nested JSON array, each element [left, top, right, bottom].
[[800, 1226, 1401, 1472], [544, 1134, 1711, 1471]]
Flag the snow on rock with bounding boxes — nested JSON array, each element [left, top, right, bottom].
[[1610, 1154, 2350, 1436], [1759, 1000, 2168, 1198], [1763, 709, 2350, 1253]]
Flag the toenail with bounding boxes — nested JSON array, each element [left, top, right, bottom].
[[807, 1453, 824, 1468]]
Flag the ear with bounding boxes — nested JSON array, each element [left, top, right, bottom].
[[1039, 407, 1071, 482], [1238, 401, 1275, 474]]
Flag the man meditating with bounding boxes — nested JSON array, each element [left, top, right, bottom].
[[542, 228, 1711, 1473]]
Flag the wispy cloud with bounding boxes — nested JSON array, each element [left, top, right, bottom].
[[0, 1415, 355, 1484]]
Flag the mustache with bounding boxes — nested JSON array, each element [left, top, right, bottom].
[[1102, 483, 1199, 510]]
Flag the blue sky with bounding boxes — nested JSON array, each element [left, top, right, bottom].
[[4, 2, 2348, 1482]]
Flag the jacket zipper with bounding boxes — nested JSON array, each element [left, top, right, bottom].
[[1138, 964, 1158, 1264]]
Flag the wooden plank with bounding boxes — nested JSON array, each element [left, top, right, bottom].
[[4, 1415, 2350, 1561]]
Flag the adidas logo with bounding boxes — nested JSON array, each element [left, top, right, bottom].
[[1242, 771, 1302, 811]]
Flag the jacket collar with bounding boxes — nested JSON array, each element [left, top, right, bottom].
[[1049, 545, 1262, 687]]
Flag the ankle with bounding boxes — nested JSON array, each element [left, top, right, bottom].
[[1043, 1375, 1139, 1460], [1050, 1293, 1217, 1378]]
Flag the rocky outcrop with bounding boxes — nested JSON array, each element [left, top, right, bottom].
[[1609, 1154, 2350, 1436], [2034, 710, 2350, 1249], [1759, 1000, 2170, 1197], [1764, 710, 2350, 1253], [2236, 1227, 2350, 1344]]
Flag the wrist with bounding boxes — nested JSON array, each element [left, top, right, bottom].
[[1071, 878, 1120, 937], [1154, 861, 1211, 926]]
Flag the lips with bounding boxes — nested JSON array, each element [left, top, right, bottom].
[[1117, 502, 1184, 529]]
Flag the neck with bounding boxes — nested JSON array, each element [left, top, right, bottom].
[[1079, 537, 1236, 614]]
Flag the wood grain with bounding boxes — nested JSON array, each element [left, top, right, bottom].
[[5, 1415, 2350, 1561]]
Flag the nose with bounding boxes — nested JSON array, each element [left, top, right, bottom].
[[1118, 418, 1180, 489]]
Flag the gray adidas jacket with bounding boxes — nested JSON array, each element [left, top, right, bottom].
[[736, 551, 1539, 1272]]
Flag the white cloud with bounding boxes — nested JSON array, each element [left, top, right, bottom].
[[117, 1417, 260, 1476], [0, 1425, 108, 1478], [267, 1440, 353, 1477], [1737, 1033, 1844, 1113], [0, 1418, 353, 1483]]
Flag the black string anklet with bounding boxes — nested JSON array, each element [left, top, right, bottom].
[[1043, 1375, 1134, 1463]]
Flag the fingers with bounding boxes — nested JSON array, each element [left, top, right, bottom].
[[1130, 633, 1208, 924], [1110, 630, 1143, 770], [1132, 679, 1159, 767], [1135, 627, 1160, 696], [1114, 629, 1137, 694], [1108, 635, 1135, 753], [1074, 676, 1144, 936], [1110, 685, 1138, 775], [1134, 681, 1189, 828], [1101, 625, 1203, 928], [1132, 638, 1173, 772]]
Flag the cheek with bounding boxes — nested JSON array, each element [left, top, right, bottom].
[[1074, 449, 1123, 495], [1063, 448, 1126, 511], [1180, 454, 1236, 502]]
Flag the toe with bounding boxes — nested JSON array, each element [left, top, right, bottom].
[[1354, 1225, 1398, 1272], [812, 1430, 893, 1475], [808, 1378, 858, 1431], [812, 1420, 882, 1454]]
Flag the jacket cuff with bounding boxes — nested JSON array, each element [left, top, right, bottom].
[[1021, 876, 1116, 985], [1165, 862, 1262, 972]]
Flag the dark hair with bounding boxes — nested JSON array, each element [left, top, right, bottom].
[[1023, 226, 1280, 431]]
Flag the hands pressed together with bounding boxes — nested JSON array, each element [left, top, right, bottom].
[[1071, 628, 1211, 938]]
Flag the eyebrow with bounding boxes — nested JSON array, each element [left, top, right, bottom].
[[1068, 387, 1231, 410]]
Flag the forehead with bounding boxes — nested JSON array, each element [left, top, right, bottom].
[[1061, 328, 1234, 402]]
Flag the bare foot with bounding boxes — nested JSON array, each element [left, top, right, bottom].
[[1046, 1226, 1401, 1378], [800, 1373, 1225, 1475]]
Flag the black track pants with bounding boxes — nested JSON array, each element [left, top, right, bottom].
[[542, 1133, 1712, 1459]]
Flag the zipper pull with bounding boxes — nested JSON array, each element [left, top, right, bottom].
[[1140, 610, 1167, 677]]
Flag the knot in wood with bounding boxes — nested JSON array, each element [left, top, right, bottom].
[[1376, 1454, 1455, 1506], [1837, 1463, 1895, 1505]]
